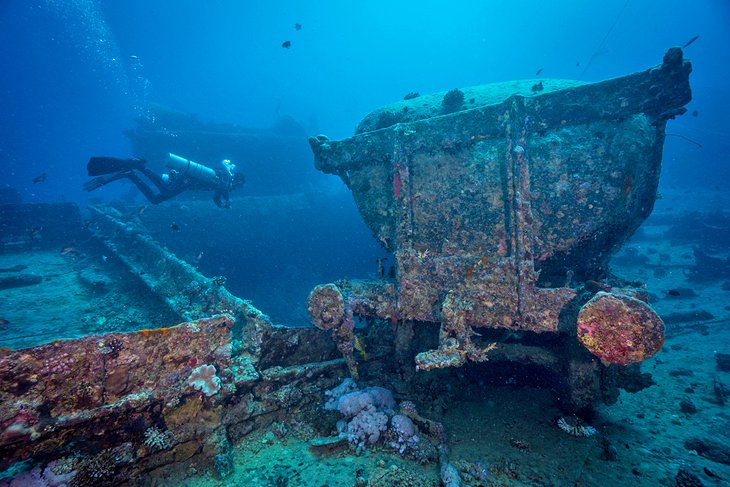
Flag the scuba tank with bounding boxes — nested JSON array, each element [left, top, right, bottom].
[[166, 153, 218, 185]]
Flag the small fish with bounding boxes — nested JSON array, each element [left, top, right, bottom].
[[32, 173, 47, 184], [692, 109, 699, 117], [170, 223, 180, 232], [0, 318, 10, 325], [101, 255, 108, 263], [354, 335, 368, 361], [531, 81, 543, 92], [195, 251, 204, 263], [683, 35, 699, 48], [535, 68, 543, 76], [60, 244, 76, 255], [294, 23, 302, 31], [138, 205, 147, 216], [575, 61, 580, 67], [281, 40, 291, 49], [129, 55, 139, 60], [667, 289, 681, 297], [29, 227, 42, 239]]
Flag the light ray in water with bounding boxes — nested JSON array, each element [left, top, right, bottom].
[[41, 0, 150, 114]]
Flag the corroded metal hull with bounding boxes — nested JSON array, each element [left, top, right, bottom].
[[309, 49, 691, 371]]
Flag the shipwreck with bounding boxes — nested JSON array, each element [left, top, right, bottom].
[[0, 48, 691, 484], [307, 47, 691, 404]]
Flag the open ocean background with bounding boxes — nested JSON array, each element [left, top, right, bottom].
[[1, 0, 729, 324]]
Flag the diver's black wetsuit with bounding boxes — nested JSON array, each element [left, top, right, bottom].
[[84, 157, 239, 208]]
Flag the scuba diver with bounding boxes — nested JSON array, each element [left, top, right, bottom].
[[83, 153, 244, 208]]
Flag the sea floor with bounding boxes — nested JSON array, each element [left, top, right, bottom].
[[0, 248, 178, 350]]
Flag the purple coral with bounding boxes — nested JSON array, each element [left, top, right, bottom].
[[362, 386, 396, 411], [346, 405, 389, 451], [324, 377, 358, 410], [337, 390, 374, 418], [389, 414, 419, 455], [330, 385, 395, 418], [323, 379, 396, 452], [187, 364, 221, 396]]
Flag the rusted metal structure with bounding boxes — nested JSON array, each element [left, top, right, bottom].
[[0, 205, 344, 483], [308, 48, 692, 404]]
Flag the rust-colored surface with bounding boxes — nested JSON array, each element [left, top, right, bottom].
[[307, 284, 358, 378], [0, 316, 234, 465], [309, 48, 691, 369], [577, 291, 665, 365]]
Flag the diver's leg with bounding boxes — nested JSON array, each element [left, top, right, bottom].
[[123, 172, 167, 204], [128, 171, 191, 204], [137, 166, 168, 192]]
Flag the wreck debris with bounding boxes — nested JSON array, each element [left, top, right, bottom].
[[415, 291, 497, 371], [438, 443, 463, 487], [87, 205, 243, 323], [0, 315, 234, 470], [398, 400, 447, 444], [690, 247, 730, 280]]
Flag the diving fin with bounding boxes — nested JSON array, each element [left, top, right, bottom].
[[87, 157, 145, 176], [83, 172, 130, 192]]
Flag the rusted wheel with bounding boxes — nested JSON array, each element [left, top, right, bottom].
[[577, 291, 664, 365], [307, 283, 346, 331]]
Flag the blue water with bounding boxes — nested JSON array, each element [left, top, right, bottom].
[[2, 0, 728, 202], [1, 0, 728, 326], [1, 2, 730, 484]]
